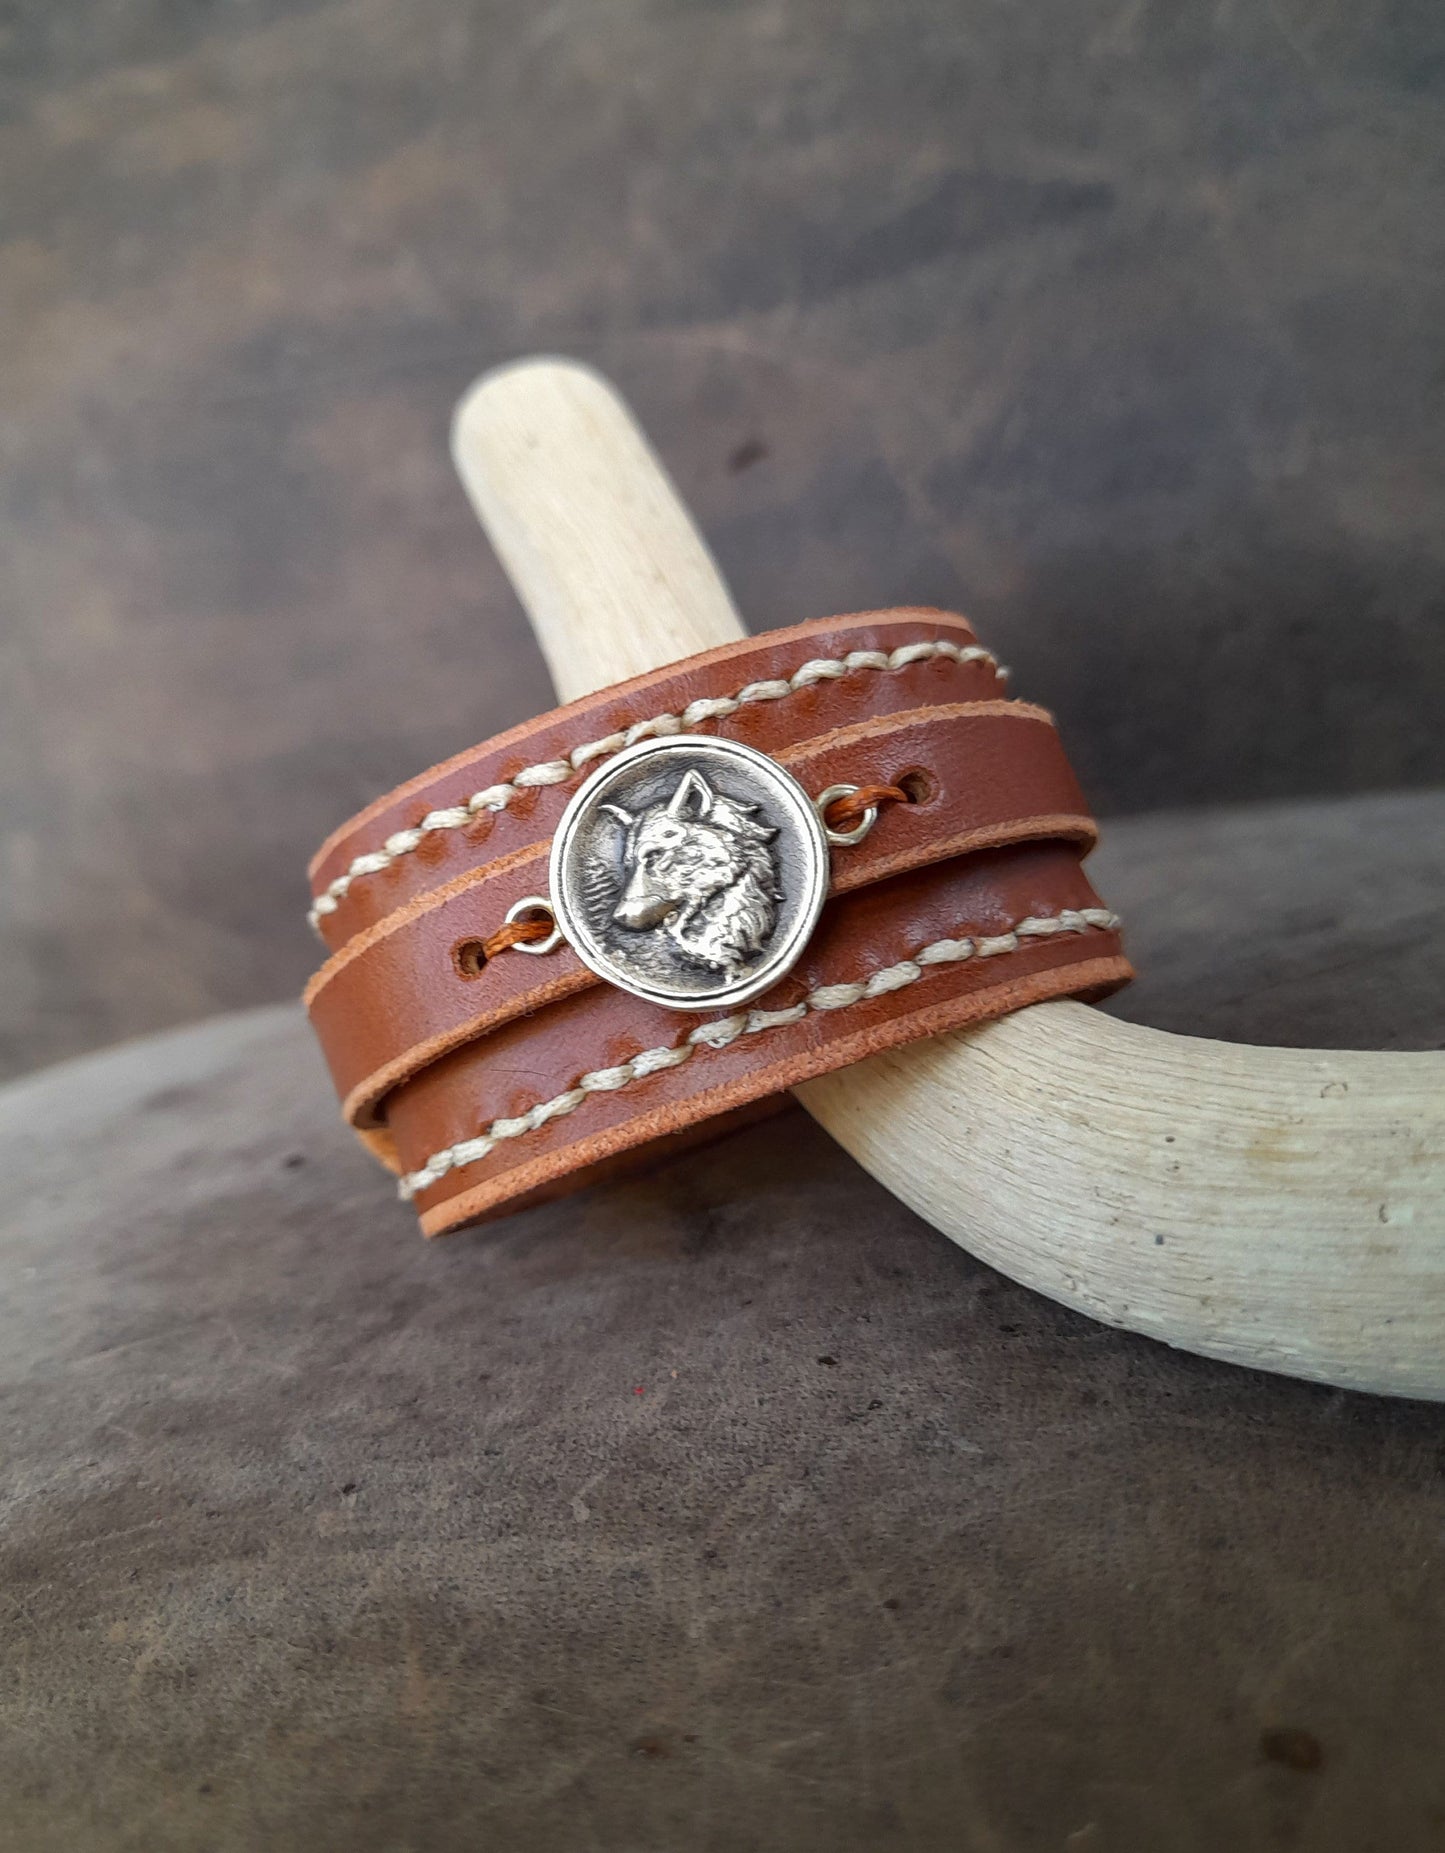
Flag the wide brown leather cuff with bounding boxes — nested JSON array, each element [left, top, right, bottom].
[[305, 610, 1130, 1235]]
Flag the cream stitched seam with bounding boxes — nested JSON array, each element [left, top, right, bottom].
[[397, 906, 1119, 1200], [309, 638, 1004, 932]]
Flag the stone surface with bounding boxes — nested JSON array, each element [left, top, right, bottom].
[[1094, 785, 1445, 1052], [4, 0, 1445, 1078], [2, 792, 1442, 1851]]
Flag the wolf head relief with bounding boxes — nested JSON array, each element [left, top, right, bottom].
[[601, 769, 782, 976]]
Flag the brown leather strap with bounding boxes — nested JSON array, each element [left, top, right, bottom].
[[308, 702, 1097, 1127], [309, 609, 1002, 947], [389, 843, 1126, 1234], [304, 611, 1130, 1234]]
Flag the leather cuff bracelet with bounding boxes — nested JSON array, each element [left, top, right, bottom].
[[305, 609, 1131, 1235]]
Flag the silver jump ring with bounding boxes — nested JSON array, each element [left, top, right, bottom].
[[814, 783, 877, 848], [505, 894, 564, 955]]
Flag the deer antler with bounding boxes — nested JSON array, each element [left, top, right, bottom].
[[451, 357, 1445, 1402]]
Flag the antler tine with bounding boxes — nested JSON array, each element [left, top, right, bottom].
[[452, 357, 1445, 1402]]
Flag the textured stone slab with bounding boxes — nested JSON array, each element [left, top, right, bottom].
[[1, 790, 1442, 1850]]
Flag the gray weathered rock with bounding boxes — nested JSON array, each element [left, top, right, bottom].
[[2, 790, 1442, 1850]]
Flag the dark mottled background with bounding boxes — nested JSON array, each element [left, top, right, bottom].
[[3, 0, 1444, 1079], [3, 6, 1445, 1851]]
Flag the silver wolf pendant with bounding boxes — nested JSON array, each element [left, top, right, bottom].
[[601, 769, 782, 977]]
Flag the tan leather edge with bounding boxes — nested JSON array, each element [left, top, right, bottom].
[[775, 696, 1049, 760], [354, 1126, 403, 1175], [308, 607, 980, 882], [302, 837, 550, 1009], [416, 951, 1132, 1236], [827, 811, 1096, 897], [341, 963, 594, 1129]]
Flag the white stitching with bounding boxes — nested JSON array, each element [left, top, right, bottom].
[[397, 906, 1118, 1200], [309, 637, 1005, 932]]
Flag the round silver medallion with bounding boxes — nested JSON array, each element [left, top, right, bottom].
[[549, 734, 830, 1011]]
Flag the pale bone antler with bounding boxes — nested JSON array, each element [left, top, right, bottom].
[[452, 358, 1445, 1402]]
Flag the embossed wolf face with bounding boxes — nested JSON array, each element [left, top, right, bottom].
[[602, 770, 781, 976]]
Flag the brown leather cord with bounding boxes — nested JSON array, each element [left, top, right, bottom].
[[823, 783, 910, 832], [454, 911, 555, 977]]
